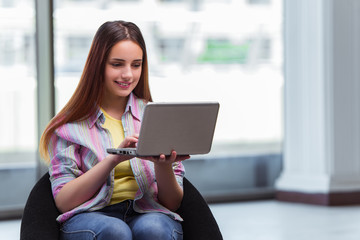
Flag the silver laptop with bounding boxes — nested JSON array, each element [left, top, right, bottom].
[[106, 102, 219, 157]]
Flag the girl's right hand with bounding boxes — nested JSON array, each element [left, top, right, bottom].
[[106, 134, 139, 166], [118, 134, 138, 148]]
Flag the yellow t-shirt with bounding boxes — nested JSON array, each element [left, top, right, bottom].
[[101, 108, 139, 205]]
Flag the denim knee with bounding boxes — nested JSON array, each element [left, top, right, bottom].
[[61, 221, 132, 240], [95, 222, 132, 240], [60, 211, 132, 240], [130, 213, 183, 240]]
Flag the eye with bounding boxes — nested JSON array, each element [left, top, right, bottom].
[[110, 62, 123, 67], [132, 63, 141, 68]]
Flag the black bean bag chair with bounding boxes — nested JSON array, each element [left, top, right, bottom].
[[20, 172, 223, 240]]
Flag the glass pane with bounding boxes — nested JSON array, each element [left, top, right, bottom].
[[0, 1, 36, 165], [54, 0, 283, 156], [0, 0, 37, 212]]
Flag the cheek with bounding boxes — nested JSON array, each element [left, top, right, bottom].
[[134, 69, 142, 81], [104, 67, 112, 83], [105, 68, 116, 80]]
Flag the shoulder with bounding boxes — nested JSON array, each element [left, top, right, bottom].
[[55, 120, 88, 135], [53, 118, 96, 144]]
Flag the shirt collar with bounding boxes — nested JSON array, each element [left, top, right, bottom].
[[87, 92, 141, 128], [124, 92, 141, 121], [87, 108, 103, 129]]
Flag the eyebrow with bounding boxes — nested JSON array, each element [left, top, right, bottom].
[[110, 58, 142, 62]]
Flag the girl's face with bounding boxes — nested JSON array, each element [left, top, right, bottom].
[[103, 40, 143, 102]]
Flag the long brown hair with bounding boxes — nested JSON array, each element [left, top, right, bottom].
[[39, 20, 152, 162]]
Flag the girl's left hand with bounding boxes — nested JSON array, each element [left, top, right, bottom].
[[142, 150, 190, 165]]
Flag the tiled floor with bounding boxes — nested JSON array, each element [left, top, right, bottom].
[[0, 219, 21, 239], [210, 200, 360, 240], [2, 200, 360, 240]]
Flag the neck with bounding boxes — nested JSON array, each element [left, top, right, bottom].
[[101, 95, 129, 120]]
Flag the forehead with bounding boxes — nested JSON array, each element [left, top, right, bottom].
[[108, 40, 143, 59]]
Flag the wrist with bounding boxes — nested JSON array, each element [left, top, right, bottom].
[[154, 162, 174, 174], [105, 154, 124, 168]]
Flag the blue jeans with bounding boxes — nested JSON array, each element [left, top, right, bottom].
[[60, 200, 183, 240]]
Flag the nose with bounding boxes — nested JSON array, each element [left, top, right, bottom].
[[121, 65, 132, 80]]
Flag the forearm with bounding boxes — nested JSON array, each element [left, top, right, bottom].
[[154, 163, 183, 211], [55, 155, 119, 213]]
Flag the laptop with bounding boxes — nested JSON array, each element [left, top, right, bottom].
[[106, 102, 219, 157]]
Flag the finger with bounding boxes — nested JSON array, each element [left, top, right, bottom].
[[170, 150, 177, 161], [159, 154, 166, 162], [118, 136, 138, 148], [132, 134, 139, 139], [127, 136, 139, 142]]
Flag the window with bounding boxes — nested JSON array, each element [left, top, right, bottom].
[[57, 36, 92, 72], [157, 38, 185, 62], [0, 1, 283, 218], [54, 0, 283, 200], [0, 0, 36, 217], [54, 1, 283, 150], [0, 1, 36, 164]]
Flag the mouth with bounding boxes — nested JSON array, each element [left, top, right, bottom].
[[114, 81, 131, 89]]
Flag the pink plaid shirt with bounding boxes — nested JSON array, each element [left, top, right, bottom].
[[48, 93, 185, 223]]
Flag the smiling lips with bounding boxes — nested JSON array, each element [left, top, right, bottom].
[[114, 80, 131, 89]]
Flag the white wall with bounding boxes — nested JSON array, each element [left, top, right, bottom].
[[276, 0, 360, 195]]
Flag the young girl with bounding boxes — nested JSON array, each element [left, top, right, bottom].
[[39, 20, 189, 240]]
